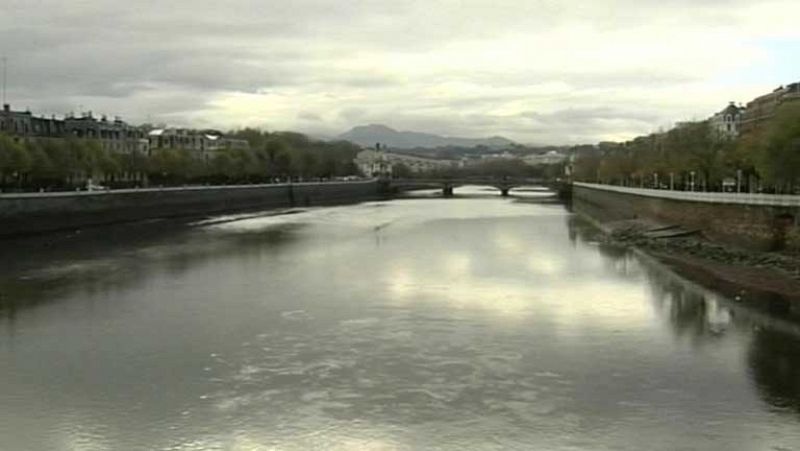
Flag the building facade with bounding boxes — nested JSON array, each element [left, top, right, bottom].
[[147, 128, 250, 161], [740, 82, 800, 133], [1, 104, 34, 136], [1, 104, 250, 160], [64, 112, 148, 153], [354, 149, 458, 177], [1, 104, 148, 154], [522, 150, 568, 166], [710, 102, 745, 140]]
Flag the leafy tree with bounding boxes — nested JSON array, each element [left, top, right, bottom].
[[212, 151, 237, 182], [754, 102, 800, 190], [25, 141, 55, 184], [0, 126, 367, 189], [392, 162, 413, 179], [299, 151, 318, 178], [573, 151, 601, 182], [0, 134, 29, 187]]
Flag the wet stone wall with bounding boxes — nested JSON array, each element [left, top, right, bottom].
[[0, 181, 379, 237], [573, 184, 800, 252]]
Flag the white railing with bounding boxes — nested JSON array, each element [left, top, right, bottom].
[[574, 182, 800, 207], [0, 179, 377, 199]]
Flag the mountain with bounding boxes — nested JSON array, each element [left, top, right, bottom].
[[338, 124, 515, 149]]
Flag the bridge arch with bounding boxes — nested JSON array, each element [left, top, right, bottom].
[[385, 177, 549, 197]]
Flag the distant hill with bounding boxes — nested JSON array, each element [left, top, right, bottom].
[[338, 124, 515, 149]]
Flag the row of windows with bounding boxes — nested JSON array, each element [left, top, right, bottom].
[[1, 119, 148, 141], [0, 119, 30, 134]]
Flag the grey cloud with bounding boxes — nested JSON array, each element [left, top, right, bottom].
[[357, 106, 668, 146], [338, 108, 368, 122], [298, 111, 323, 122], [522, 107, 663, 125], [516, 107, 670, 144], [0, 0, 795, 143]]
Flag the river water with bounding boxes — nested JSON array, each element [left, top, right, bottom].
[[1, 187, 799, 450]]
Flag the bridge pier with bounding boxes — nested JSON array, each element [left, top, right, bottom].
[[443, 185, 454, 197], [500, 188, 510, 197]]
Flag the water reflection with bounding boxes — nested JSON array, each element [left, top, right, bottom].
[[0, 218, 305, 321], [1, 193, 800, 449], [749, 328, 800, 416], [567, 214, 800, 417]]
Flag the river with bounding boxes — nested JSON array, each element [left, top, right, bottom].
[[1, 187, 799, 450]]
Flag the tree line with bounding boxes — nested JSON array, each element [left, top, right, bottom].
[[571, 102, 800, 192], [394, 157, 565, 180], [0, 128, 362, 191]]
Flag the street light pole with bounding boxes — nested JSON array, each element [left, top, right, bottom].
[[736, 169, 742, 193], [1, 56, 7, 107], [690, 171, 696, 192]]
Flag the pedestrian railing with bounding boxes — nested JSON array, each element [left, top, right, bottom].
[[0, 179, 378, 199], [574, 182, 800, 207]]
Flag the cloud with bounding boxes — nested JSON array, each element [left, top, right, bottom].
[[0, 0, 798, 143], [297, 111, 323, 122]]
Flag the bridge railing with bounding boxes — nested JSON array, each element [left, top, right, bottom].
[[389, 177, 546, 185]]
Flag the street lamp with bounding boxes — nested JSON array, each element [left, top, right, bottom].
[[653, 173, 658, 189], [669, 172, 674, 191], [736, 169, 742, 193], [690, 171, 696, 192]]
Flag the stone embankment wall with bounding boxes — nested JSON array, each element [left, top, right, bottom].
[[0, 180, 379, 236], [573, 182, 800, 252]]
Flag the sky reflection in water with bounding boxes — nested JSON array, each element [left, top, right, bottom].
[[0, 187, 799, 450]]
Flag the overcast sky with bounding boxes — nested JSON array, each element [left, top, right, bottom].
[[1, 0, 798, 144]]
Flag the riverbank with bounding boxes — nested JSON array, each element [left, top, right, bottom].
[[572, 182, 800, 252], [584, 215, 800, 312]]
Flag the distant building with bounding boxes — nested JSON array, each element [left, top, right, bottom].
[[480, 151, 515, 160], [148, 128, 250, 160], [0, 104, 64, 137], [1, 104, 251, 160], [31, 114, 67, 138], [64, 112, 147, 153], [1, 104, 149, 154], [522, 150, 567, 166], [0, 104, 34, 136], [710, 102, 745, 139], [354, 149, 457, 177], [740, 81, 800, 133]]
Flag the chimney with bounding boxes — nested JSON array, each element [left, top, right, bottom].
[[2, 104, 9, 113]]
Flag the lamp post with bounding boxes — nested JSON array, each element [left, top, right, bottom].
[[669, 172, 674, 191], [736, 169, 742, 193], [690, 171, 696, 192], [1, 56, 7, 107], [653, 173, 658, 189]]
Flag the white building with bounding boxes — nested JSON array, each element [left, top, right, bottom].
[[147, 128, 250, 159], [710, 102, 745, 140], [354, 149, 458, 177], [523, 150, 567, 166]]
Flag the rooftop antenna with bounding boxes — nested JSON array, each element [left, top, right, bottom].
[[2, 56, 7, 106]]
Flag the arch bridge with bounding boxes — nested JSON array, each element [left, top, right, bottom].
[[382, 177, 549, 197]]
